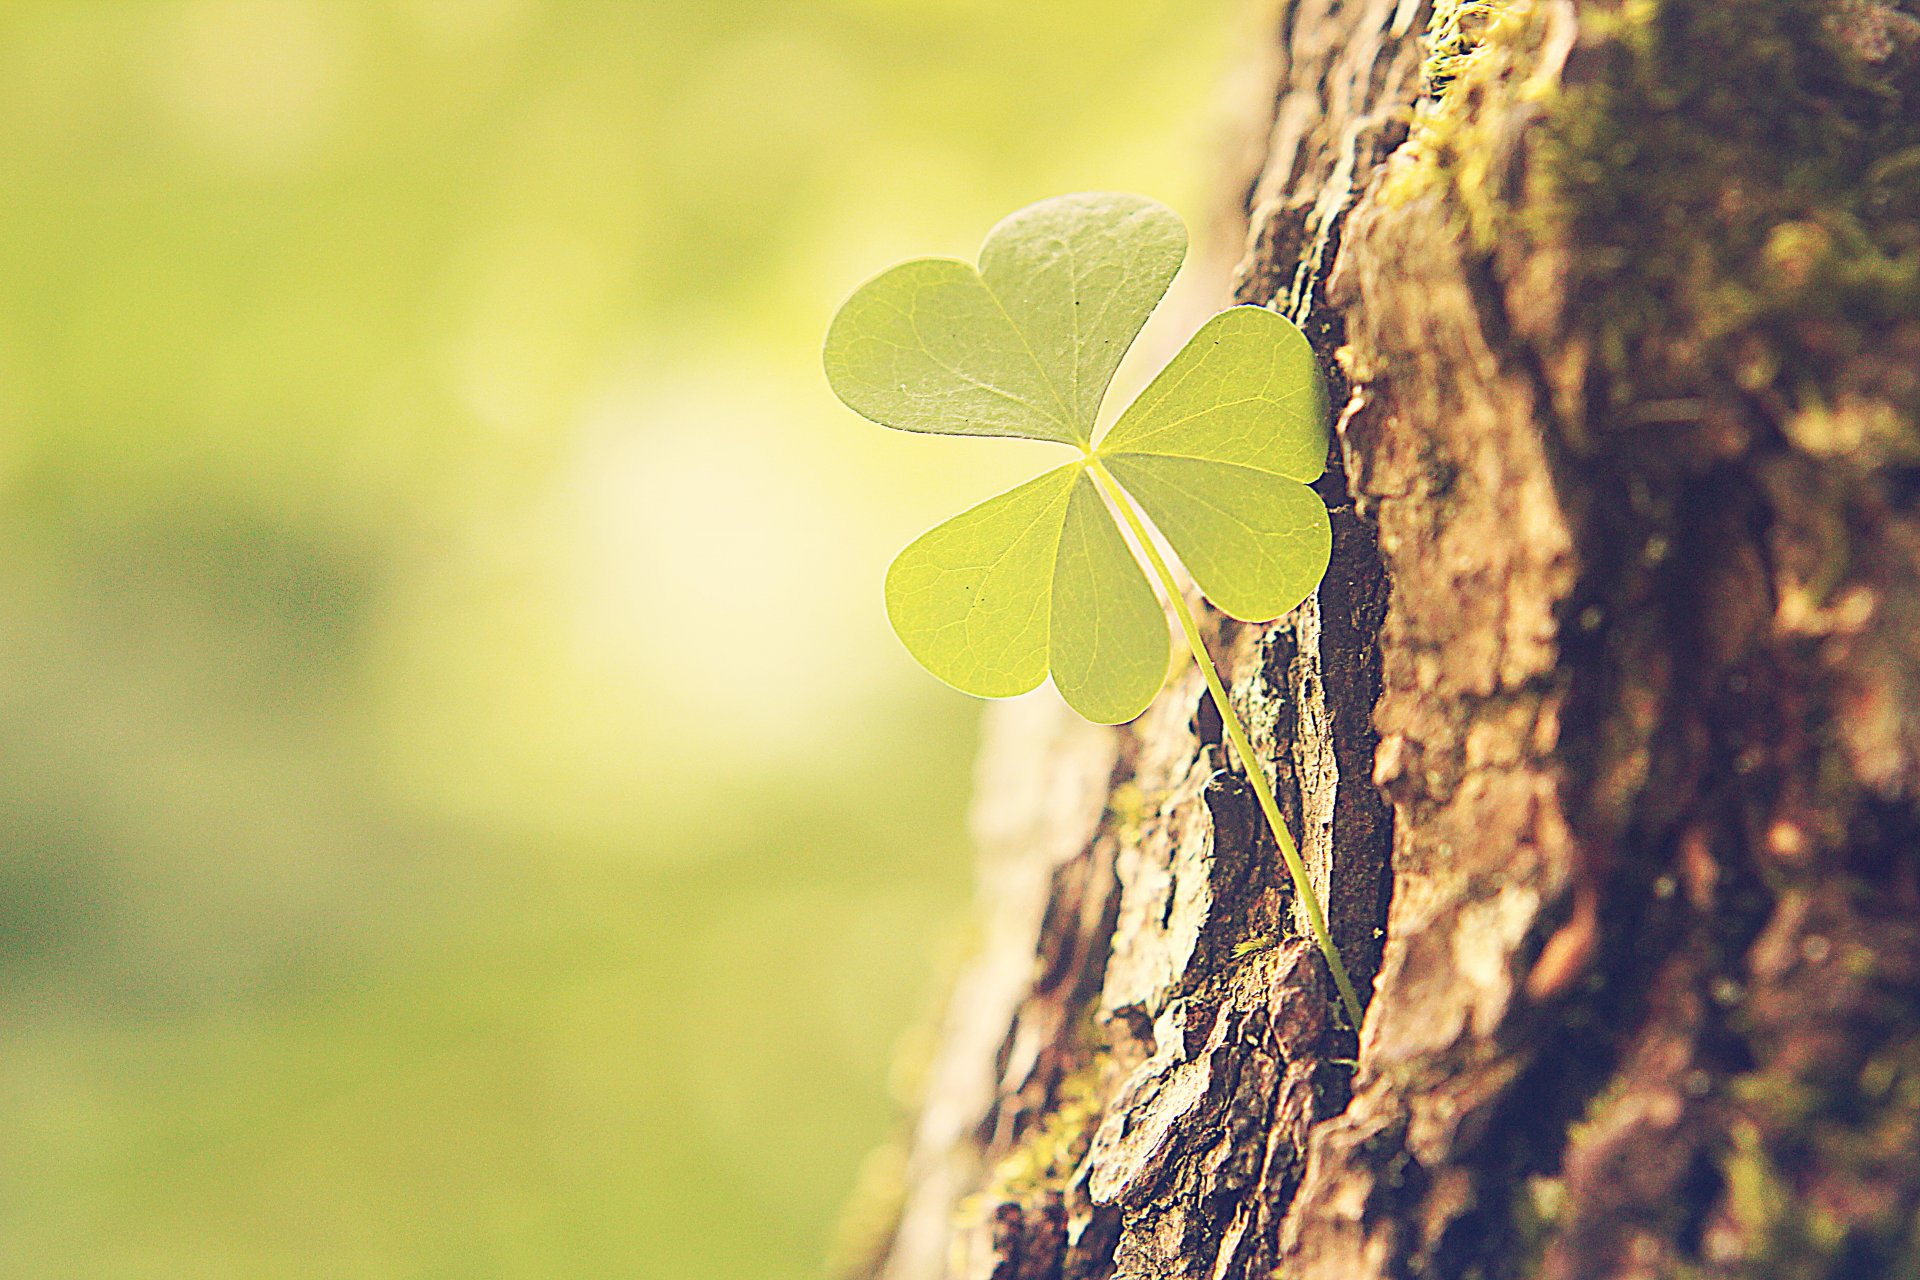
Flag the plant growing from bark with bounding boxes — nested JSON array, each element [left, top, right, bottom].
[[823, 192, 1363, 1028]]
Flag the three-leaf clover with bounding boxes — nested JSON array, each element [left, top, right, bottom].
[[823, 192, 1332, 725], [824, 193, 1367, 1030]]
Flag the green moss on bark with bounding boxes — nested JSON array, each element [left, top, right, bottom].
[[1540, 0, 1920, 442], [953, 1058, 1108, 1242]]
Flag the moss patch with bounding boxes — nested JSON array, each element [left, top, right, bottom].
[[966, 1061, 1107, 1213], [1382, 0, 1556, 249], [1539, 0, 1920, 446]]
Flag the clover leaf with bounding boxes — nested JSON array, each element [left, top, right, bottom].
[[825, 193, 1364, 1031], [824, 192, 1331, 727]]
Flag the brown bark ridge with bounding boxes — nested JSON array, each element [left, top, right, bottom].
[[835, 2, 1920, 1277]]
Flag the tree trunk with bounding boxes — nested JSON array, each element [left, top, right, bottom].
[[839, 2, 1920, 1277]]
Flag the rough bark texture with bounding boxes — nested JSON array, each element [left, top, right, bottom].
[[838, 2, 1920, 1277]]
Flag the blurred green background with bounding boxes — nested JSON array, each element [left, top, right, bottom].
[[0, 1, 1235, 1274]]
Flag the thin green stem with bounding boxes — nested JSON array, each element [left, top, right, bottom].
[[1087, 459, 1365, 1032]]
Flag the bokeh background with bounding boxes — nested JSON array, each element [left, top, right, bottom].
[[0, 1, 1237, 1274]]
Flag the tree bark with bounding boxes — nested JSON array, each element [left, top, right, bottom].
[[839, 2, 1920, 1277]]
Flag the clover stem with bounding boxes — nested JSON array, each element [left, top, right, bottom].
[[1086, 459, 1365, 1033]]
